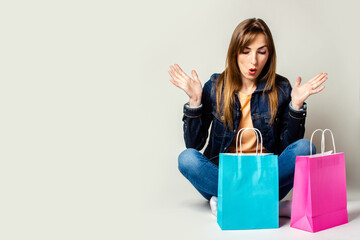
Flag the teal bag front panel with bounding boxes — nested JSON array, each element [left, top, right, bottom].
[[217, 153, 279, 230]]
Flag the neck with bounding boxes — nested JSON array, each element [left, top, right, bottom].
[[240, 78, 257, 95]]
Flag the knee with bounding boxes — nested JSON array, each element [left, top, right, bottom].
[[293, 139, 316, 156], [178, 148, 200, 176]]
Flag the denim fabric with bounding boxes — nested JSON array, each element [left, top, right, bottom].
[[178, 139, 316, 201], [182, 73, 307, 166]]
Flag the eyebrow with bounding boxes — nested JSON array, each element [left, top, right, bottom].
[[245, 45, 268, 50]]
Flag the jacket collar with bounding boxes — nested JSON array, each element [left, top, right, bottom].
[[234, 78, 271, 98], [254, 78, 271, 93]]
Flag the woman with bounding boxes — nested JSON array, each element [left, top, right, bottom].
[[168, 18, 327, 217]]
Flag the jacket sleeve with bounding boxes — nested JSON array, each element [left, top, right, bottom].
[[182, 78, 214, 150], [278, 82, 307, 151]]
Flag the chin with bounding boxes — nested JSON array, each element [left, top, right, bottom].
[[247, 74, 258, 79]]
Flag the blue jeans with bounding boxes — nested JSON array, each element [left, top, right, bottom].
[[178, 139, 316, 201]]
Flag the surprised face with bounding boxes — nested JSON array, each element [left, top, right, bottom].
[[237, 33, 269, 83]]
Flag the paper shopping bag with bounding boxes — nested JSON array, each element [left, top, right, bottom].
[[217, 128, 279, 230], [290, 129, 348, 232]]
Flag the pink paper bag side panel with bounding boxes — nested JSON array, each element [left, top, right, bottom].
[[291, 156, 312, 231], [291, 153, 348, 233], [309, 152, 348, 232]]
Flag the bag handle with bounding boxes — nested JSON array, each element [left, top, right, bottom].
[[310, 128, 337, 155], [322, 128, 337, 154], [235, 128, 263, 154], [310, 129, 323, 155]]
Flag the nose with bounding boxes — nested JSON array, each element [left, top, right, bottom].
[[250, 52, 257, 65]]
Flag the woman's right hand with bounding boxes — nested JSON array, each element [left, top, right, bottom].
[[168, 64, 203, 108]]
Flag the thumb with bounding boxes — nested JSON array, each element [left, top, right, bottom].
[[294, 77, 301, 88], [191, 70, 200, 82]]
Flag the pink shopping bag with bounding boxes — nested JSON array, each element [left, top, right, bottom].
[[290, 129, 348, 233]]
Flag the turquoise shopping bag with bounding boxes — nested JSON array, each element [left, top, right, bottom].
[[217, 128, 279, 230]]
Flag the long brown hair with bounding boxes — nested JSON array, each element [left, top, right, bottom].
[[216, 18, 278, 130]]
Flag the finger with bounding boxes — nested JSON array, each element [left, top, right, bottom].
[[312, 73, 328, 85], [175, 64, 190, 79], [170, 78, 186, 90], [309, 73, 323, 83], [168, 69, 179, 80], [169, 69, 186, 84], [170, 65, 179, 76], [311, 72, 327, 83], [169, 78, 182, 89], [311, 85, 325, 94], [169, 78, 178, 87], [170, 65, 181, 79], [191, 70, 200, 82], [169, 71, 187, 87], [294, 77, 302, 88], [312, 77, 328, 89]]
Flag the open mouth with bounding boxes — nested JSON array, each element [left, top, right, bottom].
[[249, 68, 257, 75]]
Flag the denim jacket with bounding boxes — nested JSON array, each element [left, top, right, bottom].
[[182, 73, 307, 165]]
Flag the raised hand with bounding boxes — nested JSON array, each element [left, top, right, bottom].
[[291, 73, 328, 110], [168, 64, 203, 107]]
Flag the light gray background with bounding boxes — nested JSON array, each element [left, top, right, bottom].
[[0, 0, 359, 239]]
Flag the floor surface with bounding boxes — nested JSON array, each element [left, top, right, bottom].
[[126, 186, 360, 240]]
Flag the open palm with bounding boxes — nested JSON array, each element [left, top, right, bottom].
[[291, 73, 328, 109], [168, 64, 203, 107]]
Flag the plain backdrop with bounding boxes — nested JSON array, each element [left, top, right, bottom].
[[0, 0, 359, 239]]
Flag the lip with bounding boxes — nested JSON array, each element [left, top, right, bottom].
[[249, 68, 257, 75]]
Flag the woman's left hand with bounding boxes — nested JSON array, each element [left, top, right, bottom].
[[291, 73, 328, 110]]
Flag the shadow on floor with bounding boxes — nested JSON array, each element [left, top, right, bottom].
[[181, 199, 293, 228], [279, 217, 290, 227], [348, 203, 360, 222], [180, 199, 210, 213]]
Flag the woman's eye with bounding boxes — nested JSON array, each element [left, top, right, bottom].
[[258, 51, 266, 54], [242, 51, 249, 54]]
